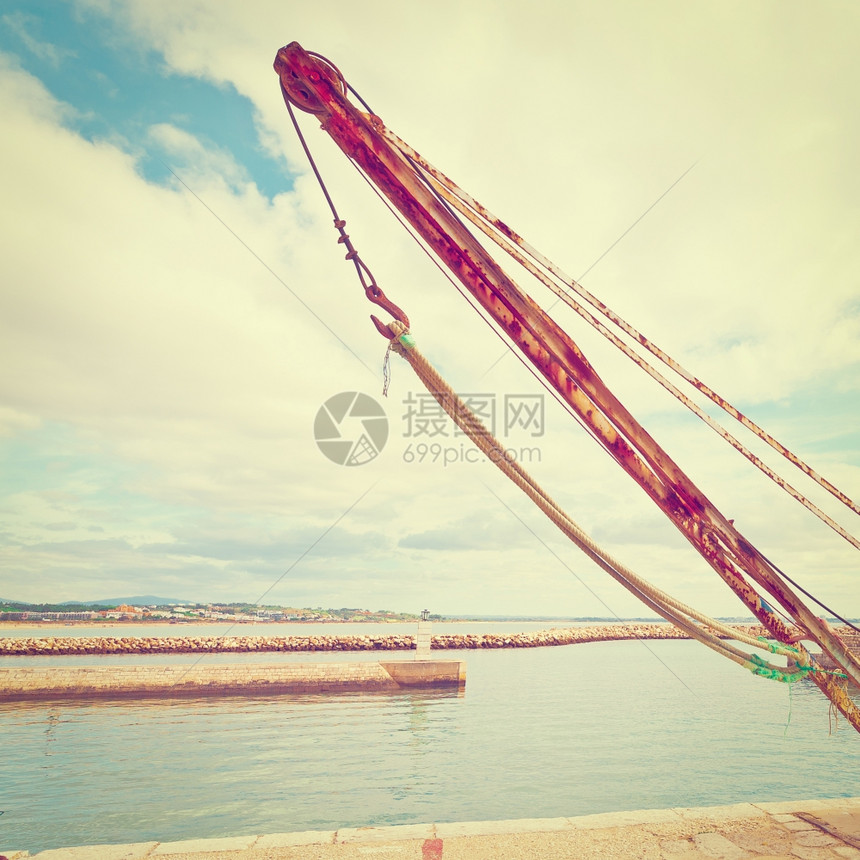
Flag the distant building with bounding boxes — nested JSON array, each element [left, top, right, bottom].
[[1, 611, 99, 622]]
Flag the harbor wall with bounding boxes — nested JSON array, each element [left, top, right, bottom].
[[0, 623, 782, 656], [0, 660, 467, 701]]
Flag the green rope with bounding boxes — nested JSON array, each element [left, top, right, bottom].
[[746, 647, 850, 686], [744, 652, 846, 684], [756, 636, 800, 657], [746, 652, 814, 684]]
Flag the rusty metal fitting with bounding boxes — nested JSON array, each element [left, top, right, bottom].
[[365, 285, 410, 339]]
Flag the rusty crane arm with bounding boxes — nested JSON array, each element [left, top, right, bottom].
[[274, 42, 860, 724]]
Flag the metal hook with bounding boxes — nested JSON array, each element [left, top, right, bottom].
[[366, 285, 410, 339]]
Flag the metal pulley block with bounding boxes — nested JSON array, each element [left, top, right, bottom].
[[274, 43, 346, 114]]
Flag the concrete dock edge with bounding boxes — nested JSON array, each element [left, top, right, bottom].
[[0, 660, 466, 701], [6, 796, 858, 859]]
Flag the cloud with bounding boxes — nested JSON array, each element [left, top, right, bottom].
[[398, 511, 538, 552], [2, 11, 76, 66], [2, 3, 858, 618], [149, 122, 249, 182]]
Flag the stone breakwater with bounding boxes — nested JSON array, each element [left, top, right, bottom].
[[0, 624, 776, 656]]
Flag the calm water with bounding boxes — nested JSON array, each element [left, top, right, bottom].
[[1, 634, 857, 854]]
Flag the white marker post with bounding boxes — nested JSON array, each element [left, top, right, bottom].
[[416, 609, 432, 660]]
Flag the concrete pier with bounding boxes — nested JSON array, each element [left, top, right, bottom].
[[5, 796, 859, 859], [0, 660, 466, 701]]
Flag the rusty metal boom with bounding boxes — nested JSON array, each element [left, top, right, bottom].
[[274, 41, 859, 728]]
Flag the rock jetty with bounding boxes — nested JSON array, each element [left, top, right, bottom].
[[0, 623, 778, 657]]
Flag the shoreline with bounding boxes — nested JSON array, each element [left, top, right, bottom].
[[7, 796, 859, 859]]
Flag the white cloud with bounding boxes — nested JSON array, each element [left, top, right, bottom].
[[148, 122, 252, 188]]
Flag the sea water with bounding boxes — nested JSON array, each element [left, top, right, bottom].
[[1, 633, 857, 853]]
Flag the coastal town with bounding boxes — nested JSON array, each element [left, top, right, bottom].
[[0, 601, 433, 624]]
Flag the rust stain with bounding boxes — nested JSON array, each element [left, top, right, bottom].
[[422, 838, 444, 859]]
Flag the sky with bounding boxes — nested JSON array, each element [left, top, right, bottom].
[[0, 0, 858, 618]]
